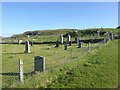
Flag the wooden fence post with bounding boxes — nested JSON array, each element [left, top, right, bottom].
[[19, 59, 24, 83]]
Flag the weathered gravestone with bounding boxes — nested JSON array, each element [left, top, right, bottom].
[[18, 39, 22, 44], [78, 40, 82, 48], [109, 32, 114, 40], [97, 30, 100, 37], [34, 56, 45, 73], [24, 40, 31, 53], [103, 38, 106, 44], [64, 43, 67, 50], [67, 34, 71, 43], [75, 36, 79, 43], [88, 42, 90, 52], [60, 34, 63, 44], [55, 41, 59, 48], [30, 41, 33, 46], [68, 41, 72, 46]]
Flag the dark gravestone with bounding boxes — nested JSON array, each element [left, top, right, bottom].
[[68, 41, 72, 46], [34, 56, 45, 73], [30, 41, 33, 46], [109, 32, 114, 40], [75, 36, 79, 43], [55, 41, 59, 48], [78, 40, 82, 48], [64, 43, 67, 50]]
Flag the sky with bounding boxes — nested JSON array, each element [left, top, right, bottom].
[[2, 2, 118, 37]]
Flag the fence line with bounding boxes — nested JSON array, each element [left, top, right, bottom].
[[3, 37, 112, 82]]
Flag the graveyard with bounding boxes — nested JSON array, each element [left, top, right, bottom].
[[1, 28, 119, 88]]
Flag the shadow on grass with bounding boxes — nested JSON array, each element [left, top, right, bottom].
[[0, 71, 35, 76], [3, 52, 24, 55], [3, 52, 34, 55]]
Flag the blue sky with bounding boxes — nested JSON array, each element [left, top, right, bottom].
[[2, 2, 118, 37]]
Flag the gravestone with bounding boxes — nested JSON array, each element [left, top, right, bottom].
[[30, 41, 33, 46], [97, 30, 100, 36], [34, 56, 45, 73], [88, 42, 90, 52], [78, 40, 82, 48], [109, 32, 114, 40], [60, 34, 63, 44], [18, 39, 22, 44], [103, 38, 106, 44], [67, 34, 71, 43], [24, 40, 31, 53], [68, 41, 72, 46], [55, 41, 59, 48], [75, 36, 79, 43], [64, 43, 67, 50]]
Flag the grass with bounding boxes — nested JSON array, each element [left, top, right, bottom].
[[47, 40, 118, 88], [1, 39, 118, 88]]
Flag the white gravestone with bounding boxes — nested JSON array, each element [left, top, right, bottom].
[[60, 34, 63, 44]]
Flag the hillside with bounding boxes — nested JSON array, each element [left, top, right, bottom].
[[2, 28, 119, 43]]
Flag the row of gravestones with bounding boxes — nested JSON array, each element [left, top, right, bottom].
[[23, 32, 114, 53], [59, 34, 79, 44], [19, 32, 114, 83]]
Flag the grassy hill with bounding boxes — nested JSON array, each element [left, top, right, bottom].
[[2, 28, 119, 43]]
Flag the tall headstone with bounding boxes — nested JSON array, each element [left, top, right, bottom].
[[24, 40, 31, 53], [75, 36, 79, 43], [97, 30, 100, 37], [64, 43, 67, 50], [60, 34, 63, 44], [67, 34, 71, 43], [34, 56, 45, 73], [109, 32, 114, 40], [78, 40, 82, 48]]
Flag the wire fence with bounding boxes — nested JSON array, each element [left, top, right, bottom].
[[1, 37, 112, 82]]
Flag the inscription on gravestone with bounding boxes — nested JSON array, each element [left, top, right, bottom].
[[34, 56, 45, 73]]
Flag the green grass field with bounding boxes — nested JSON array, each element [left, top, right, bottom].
[[1, 39, 118, 88]]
